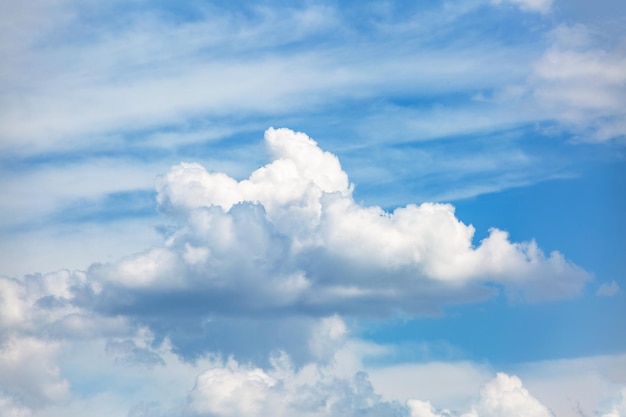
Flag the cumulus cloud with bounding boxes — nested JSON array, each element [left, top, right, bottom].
[[92, 128, 588, 315], [69, 127, 589, 362], [185, 354, 555, 417], [0, 336, 69, 408], [407, 373, 553, 417], [0, 260, 616, 417], [187, 358, 277, 417], [0, 270, 130, 341], [466, 373, 554, 417], [186, 352, 405, 417], [0, 127, 594, 413]]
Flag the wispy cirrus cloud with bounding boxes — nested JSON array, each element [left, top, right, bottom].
[[529, 24, 626, 142], [0, 0, 543, 156], [492, 0, 553, 14]]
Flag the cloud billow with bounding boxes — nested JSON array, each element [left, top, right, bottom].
[[90, 127, 589, 322]]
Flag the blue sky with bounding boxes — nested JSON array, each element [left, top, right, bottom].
[[0, 0, 625, 416]]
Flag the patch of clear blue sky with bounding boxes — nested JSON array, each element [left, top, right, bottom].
[[51, 190, 158, 224], [361, 292, 626, 366], [361, 157, 626, 365]]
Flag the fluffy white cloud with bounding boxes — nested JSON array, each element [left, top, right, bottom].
[[185, 354, 557, 417], [407, 399, 447, 417], [0, 337, 69, 408], [187, 358, 277, 417], [407, 373, 553, 417], [466, 373, 553, 417], [74, 127, 591, 363], [309, 315, 349, 362], [1, 271, 623, 417], [0, 270, 88, 335], [94, 128, 588, 312], [186, 352, 406, 417], [0, 127, 596, 415]]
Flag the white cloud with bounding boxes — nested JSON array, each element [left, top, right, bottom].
[[186, 352, 405, 417], [309, 315, 349, 362], [597, 281, 620, 297], [186, 354, 556, 417], [492, 0, 553, 14], [0, 1, 536, 156], [406, 373, 553, 417], [0, 127, 597, 415], [0, 2, 621, 416], [529, 24, 626, 141], [371, 352, 626, 417], [0, 157, 160, 230], [407, 399, 448, 417], [0, 270, 86, 334], [465, 373, 554, 417], [94, 128, 588, 312], [187, 358, 276, 417], [1, 271, 623, 417], [0, 337, 69, 408], [69, 127, 590, 364]]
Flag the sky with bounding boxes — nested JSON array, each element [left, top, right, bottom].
[[0, 0, 625, 416]]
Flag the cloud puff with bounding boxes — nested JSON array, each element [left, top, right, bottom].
[[76, 127, 590, 361], [92, 128, 588, 313], [0, 336, 69, 408], [186, 354, 554, 417], [466, 373, 554, 417], [0, 265, 616, 417], [407, 373, 553, 417], [0, 127, 596, 415], [187, 358, 277, 417], [0, 127, 590, 369], [186, 353, 406, 417]]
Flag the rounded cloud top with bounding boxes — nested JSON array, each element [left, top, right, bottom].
[[96, 128, 590, 318]]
